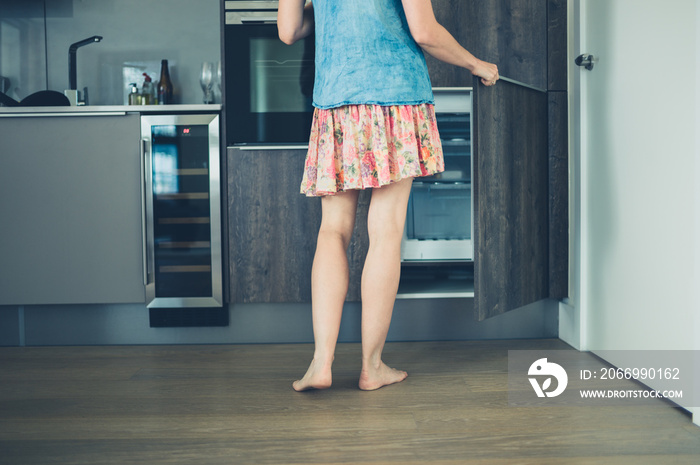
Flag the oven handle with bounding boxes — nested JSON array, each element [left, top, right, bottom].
[[413, 182, 472, 189], [240, 17, 278, 24], [234, 144, 309, 151]]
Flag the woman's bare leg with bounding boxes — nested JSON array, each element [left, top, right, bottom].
[[358, 178, 413, 390], [293, 189, 360, 391]]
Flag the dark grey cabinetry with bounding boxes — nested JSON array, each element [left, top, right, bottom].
[[227, 148, 319, 303], [227, 148, 369, 303], [472, 78, 549, 320], [224, 0, 569, 317], [427, 0, 569, 319], [426, 0, 548, 89], [0, 113, 145, 305]]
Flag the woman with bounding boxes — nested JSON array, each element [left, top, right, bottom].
[[278, 0, 499, 391]]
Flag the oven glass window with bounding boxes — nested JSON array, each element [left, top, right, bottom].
[[250, 38, 313, 113], [226, 24, 315, 145]]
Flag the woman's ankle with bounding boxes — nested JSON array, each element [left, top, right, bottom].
[[312, 352, 335, 367]]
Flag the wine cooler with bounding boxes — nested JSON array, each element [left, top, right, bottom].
[[141, 114, 223, 311]]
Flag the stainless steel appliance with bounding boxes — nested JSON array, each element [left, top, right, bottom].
[[141, 114, 223, 310], [225, 1, 314, 145], [401, 88, 473, 262]]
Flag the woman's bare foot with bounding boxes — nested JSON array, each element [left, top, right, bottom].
[[292, 358, 333, 392], [358, 361, 407, 391]]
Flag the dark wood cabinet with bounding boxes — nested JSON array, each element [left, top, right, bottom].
[[223, 0, 569, 316], [227, 148, 368, 303], [427, 0, 548, 90], [472, 78, 549, 320], [227, 148, 319, 303], [425, 0, 569, 319]]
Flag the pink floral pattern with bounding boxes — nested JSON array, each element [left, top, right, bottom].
[[301, 103, 444, 196]]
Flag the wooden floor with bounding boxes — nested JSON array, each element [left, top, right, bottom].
[[1, 339, 699, 464]]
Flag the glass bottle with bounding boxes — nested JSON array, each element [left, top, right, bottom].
[[128, 83, 141, 105], [157, 60, 173, 105], [141, 73, 155, 105]]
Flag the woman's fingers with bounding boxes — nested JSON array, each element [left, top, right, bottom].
[[477, 62, 499, 86]]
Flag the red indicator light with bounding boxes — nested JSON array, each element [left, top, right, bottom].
[[183, 128, 190, 134]]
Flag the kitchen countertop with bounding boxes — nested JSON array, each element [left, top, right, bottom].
[[0, 104, 222, 116]]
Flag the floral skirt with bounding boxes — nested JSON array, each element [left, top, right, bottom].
[[300, 103, 444, 196]]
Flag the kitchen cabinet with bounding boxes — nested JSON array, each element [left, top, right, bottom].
[[472, 77, 549, 320], [424, 0, 569, 319], [426, 0, 548, 90], [226, 147, 369, 303], [222, 0, 568, 317], [0, 113, 145, 305]]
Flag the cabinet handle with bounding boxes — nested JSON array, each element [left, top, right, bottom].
[[140, 139, 150, 287], [497, 76, 547, 93], [0, 111, 127, 118]]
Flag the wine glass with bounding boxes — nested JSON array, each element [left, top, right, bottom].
[[216, 61, 222, 102], [200, 62, 215, 104]]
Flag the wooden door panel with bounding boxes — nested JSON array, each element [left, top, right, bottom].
[[427, 0, 547, 90], [227, 149, 320, 303], [227, 149, 367, 303], [473, 77, 549, 320]]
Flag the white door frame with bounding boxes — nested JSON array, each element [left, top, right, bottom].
[[558, 0, 586, 351]]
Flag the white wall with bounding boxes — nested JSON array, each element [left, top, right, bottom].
[[583, 0, 696, 351], [565, 0, 698, 422]]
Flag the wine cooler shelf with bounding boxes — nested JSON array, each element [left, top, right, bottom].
[[141, 114, 223, 308]]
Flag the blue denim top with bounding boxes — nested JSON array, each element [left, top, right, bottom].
[[312, 0, 434, 109]]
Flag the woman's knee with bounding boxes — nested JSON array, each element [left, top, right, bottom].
[[318, 220, 355, 248], [366, 179, 413, 243], [366, 216, 404, 246], [318, 190, 360, 246]]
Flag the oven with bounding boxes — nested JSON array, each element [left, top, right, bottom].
[[224, 1, 314, 146], [401, 88, 473, 262]]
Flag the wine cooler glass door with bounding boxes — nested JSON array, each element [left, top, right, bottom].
[[141, 114, 223, 308]]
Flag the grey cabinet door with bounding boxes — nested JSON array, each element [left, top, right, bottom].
[[472, 78, 549, 320], [0, 114, 145, 305]]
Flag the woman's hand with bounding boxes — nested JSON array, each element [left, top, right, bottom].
[[471, 59, 500, 86], [278, 0, 314, 45]]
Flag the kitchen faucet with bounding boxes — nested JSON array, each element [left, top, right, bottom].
[[65, 35, 103, 105]]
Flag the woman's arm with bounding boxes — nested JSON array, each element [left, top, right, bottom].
[[278, 0, 314, 45], [401, 0, 499, 85]]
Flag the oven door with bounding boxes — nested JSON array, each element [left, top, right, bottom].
[[225, 11, 314, 145]]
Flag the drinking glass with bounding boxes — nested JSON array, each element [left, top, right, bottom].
[[216, 61, 222, 101], [200, 62, 215, 104]]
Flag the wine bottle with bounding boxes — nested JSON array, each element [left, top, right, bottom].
[[157, 60, 173, 105]]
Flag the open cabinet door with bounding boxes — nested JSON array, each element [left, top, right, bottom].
[[472, 77, 549, 320]]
